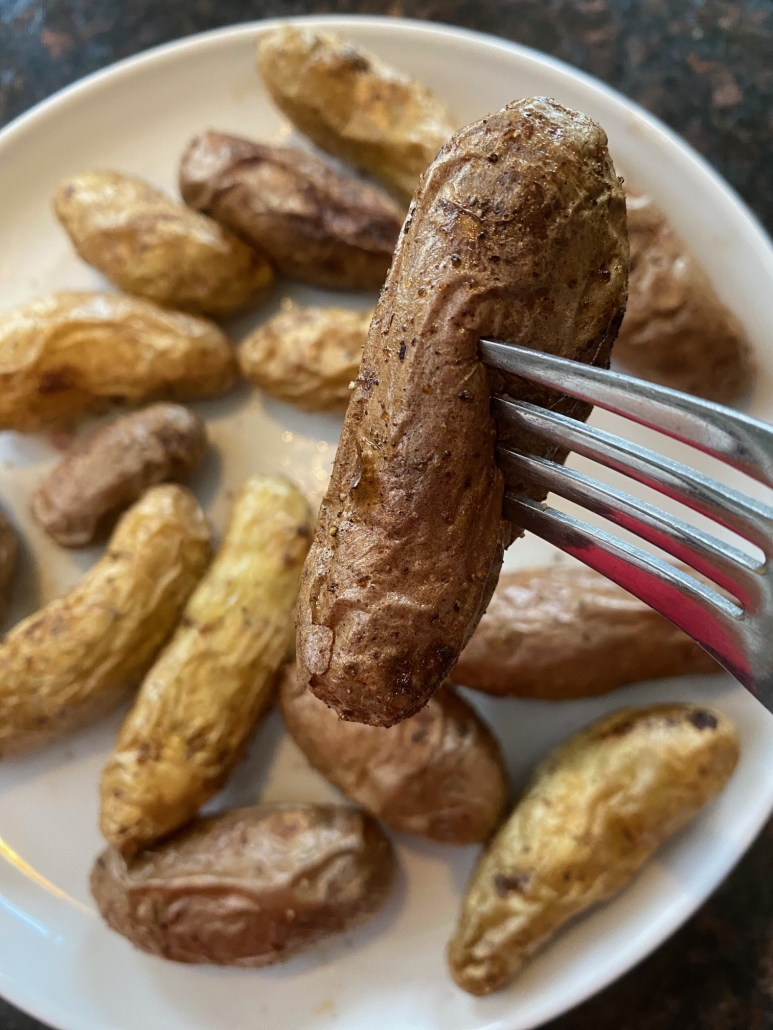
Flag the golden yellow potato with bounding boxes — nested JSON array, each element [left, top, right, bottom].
[[100, 475, 313, 854], [54, 171, 273, 315], [448, 704, 739, 995], [0, 485, 212, 758], [0, 291, 238, 432], [92, 803, 395, 967], [238, 305, 370, 411], [257, 25, 456, 202]]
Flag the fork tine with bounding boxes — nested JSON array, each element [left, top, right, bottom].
[[493, 396, 773, 555], [481, 340, 773, 490], [503, 492, 751, 685], [498, 445, 763, 608]]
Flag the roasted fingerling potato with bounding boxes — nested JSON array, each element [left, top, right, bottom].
[[0, 485, 211, 758], [100, 476, 313, 855], [54, 171, 273, 315], [179, 131, 403, 291], [616, 186, 753, 403], [92, 803, 395, 967], [238, 305, 370, 411], [32, 404, 207, 548], [280, 665, 506, 843], [448, 704, 739, 995], [0, 509, 17, 627], [257, 26, 456, 202], [297, 97, 628, 727], [0, 292, 238, 432], [450, 564, 720, 699]]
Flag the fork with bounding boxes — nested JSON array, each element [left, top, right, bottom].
[[480, 340, 773, 710]]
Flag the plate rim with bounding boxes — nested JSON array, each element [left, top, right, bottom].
[[1, 14, 773, 1030]]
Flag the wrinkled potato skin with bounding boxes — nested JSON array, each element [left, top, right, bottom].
[[297, 98, 628, 727], [179, 132, 403, 291], [280, 665, 506, 843], [32, 404, 207, 548], [450, 565, 720, 699], [0, 486, 211, 758], [54, 172, 273, 315], [238, 306, 370, 411], [616, 187, 753, 403], [0, 509, 17, 626], [100, 477, 313, 855], [448, 704, 739, 995], [0, 292, 237, 432], [91, 803, 395, 967], [257, 26, 456, 203]]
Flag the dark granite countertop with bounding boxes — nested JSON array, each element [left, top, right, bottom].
[[2, 1, 773, 1028]]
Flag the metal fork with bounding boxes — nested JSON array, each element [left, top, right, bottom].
[[480, 340, 773, 710]]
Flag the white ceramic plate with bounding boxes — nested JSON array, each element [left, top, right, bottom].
[[1, 15, 773, 1030]]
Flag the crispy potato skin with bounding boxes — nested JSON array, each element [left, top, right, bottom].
[[616, 187, 753, 403], [91, 803, 395, 967], [0, 509, 17, 626], [0, 292, 237, 432], [280, 665, 506, 843], [297, 97, 628, 727], [257, 26, 456, 203], [0, 485, 211, 758], [31, 404, 207, 548], [99, 476, 313, 854], [450, 565, 720, 699], [448, 704, 739, 995], [238, 306, 370, 411], [54, 171, 273, 315], [179, 132, 403, 291]]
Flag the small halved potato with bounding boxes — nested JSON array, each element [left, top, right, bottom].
[[31, 403, 207, 547], [0, 292, 238, 432], [99, 476, 313, 855], [257, 25, 456, 202], [280, 664, 506, 843], [238, 305, 370, 411], [91, 803, 395, 967], [54, 171, 273, 315], [448, 704, 739, 995], [0, 485, 212, 758]]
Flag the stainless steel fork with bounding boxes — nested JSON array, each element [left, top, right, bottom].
[[480, 340, 773, 710]]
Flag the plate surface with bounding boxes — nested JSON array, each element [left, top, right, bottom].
[[1, 16, 773, 1030]]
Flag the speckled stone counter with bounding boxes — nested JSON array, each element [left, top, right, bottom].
[[2, 2, 773, 1028]]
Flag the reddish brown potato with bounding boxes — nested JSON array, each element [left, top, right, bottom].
[[54, 171, 273, 315], [179, 131, 403, 290], [32, 404, 207, 547], [296, 97, 628, 727], [616, 186, 753, 403], [91, 804, 395, 967], [450, 564, 720, 699], [280, 664, 506, 843]]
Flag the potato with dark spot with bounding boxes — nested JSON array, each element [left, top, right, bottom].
[[280, 664, 506, 843], [0, 509, 17, 626], [616, 186, 753, 403], [91, 803, 395, 967], [32, 404, 207, 547], [238, 305, 370, 411], [0, 292, 238, 432], [179, 131, 403, 291], [54, 171, 273, 315], [448, 704, 739, 995], [0, 485, 211, 758], [450, 564, 720, 699], [100, 476, 313, 855], [296, 97, 628, 727], [257, 25, 456, 202]]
